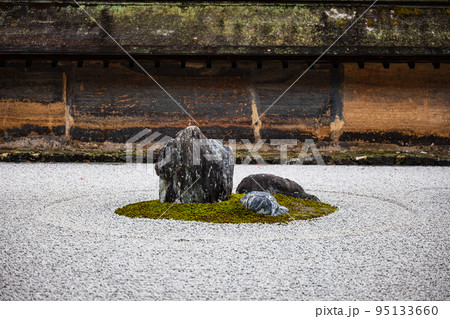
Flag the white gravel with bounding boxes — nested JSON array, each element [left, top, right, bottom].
[[0, 163, 449, 300]]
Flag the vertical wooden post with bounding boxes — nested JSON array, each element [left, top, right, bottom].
[[330, 64, 344, 143], [63, 66, 75, 139], [246, 73, 262, 142]]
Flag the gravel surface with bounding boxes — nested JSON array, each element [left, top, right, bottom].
[[0, 163, 449, 300]]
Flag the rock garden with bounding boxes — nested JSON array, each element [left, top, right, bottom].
[[116, 126, 337, 223]]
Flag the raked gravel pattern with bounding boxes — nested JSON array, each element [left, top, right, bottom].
[[0, 163, 449, 300]]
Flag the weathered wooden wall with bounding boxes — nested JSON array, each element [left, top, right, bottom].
[[0, 61, 335, 143], [69, 62, 253, 141], [0, 1, 449, 149], [0, 61, 448, 147], [0, 69, 65, 138], [342, 63, 450, 145]]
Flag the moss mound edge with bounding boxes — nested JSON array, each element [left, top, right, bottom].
[[115, 193, 337, 224]]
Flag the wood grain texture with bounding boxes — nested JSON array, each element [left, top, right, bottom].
[[0, 2, 448, 56], [0, 69, 65, 136], [343, 63, 450, 141]]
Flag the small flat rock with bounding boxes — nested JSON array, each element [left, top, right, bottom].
[[239, 191, 289, 216]]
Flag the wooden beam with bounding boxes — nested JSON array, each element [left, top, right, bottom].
[[0, 2, 448, 57]]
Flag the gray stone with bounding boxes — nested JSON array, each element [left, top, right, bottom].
[[240, 191, 289, 216], [236, 173, 320, 201], [155, 126, 234, 203]]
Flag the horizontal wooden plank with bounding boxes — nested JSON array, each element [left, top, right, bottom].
[[0, 2, 448, 56], [0, 1, 448, 4]]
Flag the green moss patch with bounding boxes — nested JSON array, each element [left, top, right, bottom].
[[115, 193, 337, 224]]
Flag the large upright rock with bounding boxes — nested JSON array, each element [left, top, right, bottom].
[[155, 126, 234, 203]]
